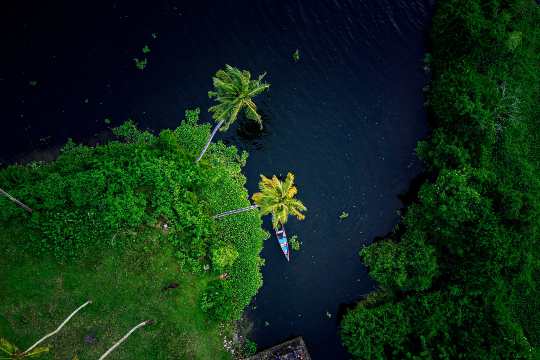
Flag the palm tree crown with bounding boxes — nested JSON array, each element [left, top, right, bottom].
[[0, 338, 49, 359], [252, 172, 307, 229], [208, 65, 270, 131]]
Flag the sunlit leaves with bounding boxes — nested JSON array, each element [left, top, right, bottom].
[[252, 172, 306, 229], [208, 65, 270, 131]]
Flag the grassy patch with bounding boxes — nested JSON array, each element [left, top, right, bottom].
[[0, 227, 230, 360]]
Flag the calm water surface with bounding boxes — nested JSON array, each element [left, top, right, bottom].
[[1, 1, 433, 358]]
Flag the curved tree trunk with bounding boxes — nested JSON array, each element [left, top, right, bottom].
[[196, 119, 225, 162], [214, 204, 259, 219], [24, 301, 92, 355], [98, 320, 153, 360], [0, 187, 33, 213]]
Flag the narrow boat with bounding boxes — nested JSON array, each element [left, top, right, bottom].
[[275, 224, 290, 262]]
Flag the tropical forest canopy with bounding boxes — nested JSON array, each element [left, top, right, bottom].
[[341, 0, 540, 358]]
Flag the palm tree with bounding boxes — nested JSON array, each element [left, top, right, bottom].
[[213, 173, 306, 229], [252, 173, 306, 229], [196, 65, 270, 162]]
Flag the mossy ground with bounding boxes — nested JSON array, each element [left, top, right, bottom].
[[0, 226, 231, 360]]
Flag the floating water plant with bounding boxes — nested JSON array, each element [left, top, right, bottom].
[[290, 235, 301, 251], [293, 49, 300, 62], [339, 211, 349, 220], [133, 57, 148, 70], [151, 32, 158, 39], [142, 45, 151, 54], [104, 118, 111, 124]]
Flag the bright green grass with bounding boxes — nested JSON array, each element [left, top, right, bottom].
[[0, 227, 231, 360]]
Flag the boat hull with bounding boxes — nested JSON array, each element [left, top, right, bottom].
[[275, 225, 290, 261]]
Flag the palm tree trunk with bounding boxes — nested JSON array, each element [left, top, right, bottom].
[[98, 320, 154, 360], [196, 119, 225, 162], [214, 204, 259, 219], [24, 301, 92, 355], [0, 187, 33, 213]]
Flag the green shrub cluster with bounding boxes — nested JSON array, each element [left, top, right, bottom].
[[341, 0, 540, 358], [0, 109, 266, 322]]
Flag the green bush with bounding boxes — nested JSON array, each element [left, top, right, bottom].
[[211, 245, 240, 271], [200, 280, 237, 321], [342, 300, 410, 359], [242, 339, 257, 357]]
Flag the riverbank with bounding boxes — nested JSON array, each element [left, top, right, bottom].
[[341, 0, 540, 358], [0, 113, 266, 358]]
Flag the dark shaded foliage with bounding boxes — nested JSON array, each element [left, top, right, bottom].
[[342, 0, 540, 358]]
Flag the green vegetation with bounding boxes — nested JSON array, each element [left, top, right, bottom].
[[339, 211, 348, 220], [290, 235, 301, 251], [196, 65, 270, 162], [242, 339, 257, 357], [0, 109, 267, 358], [1, 337, 49, 359], [252, 173, 307, 230], [142, 45, 151, 54], [1, 228, 230, 359], [1, 301, 91, 359], [341, 0, 540, 358], [292, 49, 300, 62], [133, 57, 147, 70]]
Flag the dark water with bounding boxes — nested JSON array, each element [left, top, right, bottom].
[[1, 1, 433, 358]]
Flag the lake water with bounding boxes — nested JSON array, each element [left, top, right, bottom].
[[1, 0, 433, 358]]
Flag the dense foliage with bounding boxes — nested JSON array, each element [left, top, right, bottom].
[[341, 0, 540, 358], [0, 109, 267, 323]]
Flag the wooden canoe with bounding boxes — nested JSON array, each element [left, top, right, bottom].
[[275, 224, 290, 262]]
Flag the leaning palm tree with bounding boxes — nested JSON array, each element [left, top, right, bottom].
[[196, 65, 270, 162], [213, 172, 306, 228], [252, 172, 306, 229]]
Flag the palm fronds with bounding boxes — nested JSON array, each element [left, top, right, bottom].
[[252, 172, 306, 229], [0, 338, 49, 359], [208, 65, 270, 131]]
